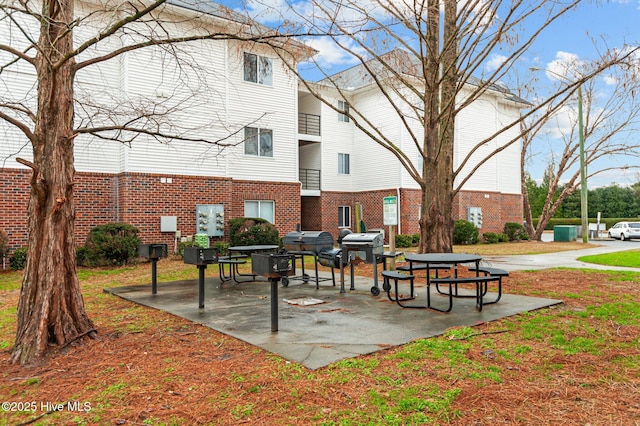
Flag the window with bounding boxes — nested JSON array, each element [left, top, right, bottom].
[[243, 52, 273, 85], [245, 201, 275, 223], [338, 153, 350, 174], [338, 100, 349, 122], [244, 127, 273, 157], [338, 206, 351, 228]]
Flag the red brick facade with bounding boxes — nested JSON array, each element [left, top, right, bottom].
[[2, 168, 522, 254], [1, 169, 300, 254], [313, 188, 523, 242]]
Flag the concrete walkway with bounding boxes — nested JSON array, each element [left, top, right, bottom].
[[483, 237, 640, 273]]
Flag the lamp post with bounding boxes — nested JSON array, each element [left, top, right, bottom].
[[531, 67, 588, 243]]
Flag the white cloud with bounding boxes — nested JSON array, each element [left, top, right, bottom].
[[300, 36, 364, 70], [546, 51, 584, 81], [486, 54, 507, 72]]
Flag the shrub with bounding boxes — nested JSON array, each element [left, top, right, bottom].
[[503, 222, 529, 242], [482, 232, 508, 244], [212, 241, 230, 257], [9, 246, 28, 270], [228, 217, 279, 247], [453, 220, 479, 245], [83, 222, 141, 266], [411, 234, 420, 245], [177, 240, 200, 259], [395, 234, 414, 248]]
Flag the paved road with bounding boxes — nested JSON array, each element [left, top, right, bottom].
[[482, 236, 640, 272]]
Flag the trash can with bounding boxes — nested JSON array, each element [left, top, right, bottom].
[[554, 225, 577, 242]]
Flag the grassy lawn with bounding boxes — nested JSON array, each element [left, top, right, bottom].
[[577, 248, 640, 268]]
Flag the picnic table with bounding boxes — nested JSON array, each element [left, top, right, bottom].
[[383, 253, 505, 312]]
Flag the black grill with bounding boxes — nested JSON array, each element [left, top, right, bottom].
[[283, 231, 334, 254], [251, 253, 295, 279], [282, 230, 338, 288]]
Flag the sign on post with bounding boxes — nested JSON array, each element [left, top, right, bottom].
[[383, 196, 398, 226], [383, 196, 398, 269]]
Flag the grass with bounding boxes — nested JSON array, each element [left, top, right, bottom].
[[577, 248, 640, 268]]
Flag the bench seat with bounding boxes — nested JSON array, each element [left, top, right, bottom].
[[218, 258, 250, 283], [431, 275, 502, 311]]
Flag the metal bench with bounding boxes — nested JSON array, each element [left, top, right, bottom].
[[430, 275, 502, 311], [381, 270, 416, 307], [467, 266, 508, 306], [218, 255, 250, 283]]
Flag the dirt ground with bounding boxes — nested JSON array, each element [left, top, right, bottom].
[[1, 260, 639, 425]]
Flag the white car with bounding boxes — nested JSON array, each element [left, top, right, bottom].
[[608, 221, 640, 241]]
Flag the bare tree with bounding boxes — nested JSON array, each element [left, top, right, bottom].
[[522, 59, 640, 240], [265, 0, 580, 252], [265, 0, 640, 252], [0, 0, 306, 364]]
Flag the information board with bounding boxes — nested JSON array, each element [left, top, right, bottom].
[[383, 196, 398, 226]]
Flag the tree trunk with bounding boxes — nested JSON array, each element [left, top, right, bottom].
[[418, 0, 456, 254], [11, 0, 95, 365]]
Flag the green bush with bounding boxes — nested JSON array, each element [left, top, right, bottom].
[[76, 246, 89, 266], [482, 232, 508, 244], [177, 240, 200, 259], [9, 246, 28, 270], [411, 234, 420, 245], [503, 222, 529, 241], [228, 217, 279, 247], [395, 234, 414, 248], [453, 220, 479, 245], [83, 222, 141, 266], [212, 241, 230, 257], [0, 230, 9, 264]]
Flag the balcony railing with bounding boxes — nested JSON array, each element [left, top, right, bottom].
[[300, 168, 320, 190], [298, 112, 321, 136]]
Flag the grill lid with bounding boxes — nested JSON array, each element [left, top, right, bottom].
[[340, 232, 384, 247], [283, 231, 335, 253]]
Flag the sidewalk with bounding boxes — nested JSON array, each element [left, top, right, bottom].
[[482, 237, 640, 272]]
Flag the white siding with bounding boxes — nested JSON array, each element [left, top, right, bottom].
[[454, 88, 522, 194], [0, 3, 300, 183], [223, 42, 298, 182], [319, 99, 355, 191]]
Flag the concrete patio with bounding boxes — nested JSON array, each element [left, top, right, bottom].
[[106, 269, 560, 369]]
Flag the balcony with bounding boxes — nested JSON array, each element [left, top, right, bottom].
[[300, 168, 320, 194], [298, 112, 321, 136]]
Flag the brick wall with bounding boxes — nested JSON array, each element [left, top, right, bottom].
[[1, 168, 522, 255], [454, 190, 524, 233], [300, 197, 322, 230], [0, 169, 30, 251], [1, 169, 300, 254], [319, 188, 523, 239]]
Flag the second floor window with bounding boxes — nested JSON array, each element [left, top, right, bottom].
[[338, 100, 350, 122], [245, 127, 273, 157], [338, 153, 350, 174], [244, 52, 273, 86]]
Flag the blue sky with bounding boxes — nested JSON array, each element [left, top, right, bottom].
[[244, 0, 640, 189]]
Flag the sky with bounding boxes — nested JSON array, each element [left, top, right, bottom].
[[242, 0, 640, 189]]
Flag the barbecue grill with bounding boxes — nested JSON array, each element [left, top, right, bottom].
[[139, 243, 168, 295], [283, 230, 338, 288], [251, 253, 296, 332], [183, 247, 218, 309], [340, 232, 385, 295]]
